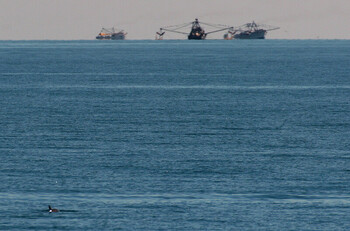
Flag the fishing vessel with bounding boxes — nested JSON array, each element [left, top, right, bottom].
[[156, 18, 232, 40], [96, 27, 127, 40], [224, 21, 279, 39]]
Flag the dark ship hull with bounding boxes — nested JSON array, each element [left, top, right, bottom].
[[188, 34, 206, 40], [96, 32, 126, 40], [96, 27, 126, 40], [233, 29, 267, 39], [188, 27, 206, 40]]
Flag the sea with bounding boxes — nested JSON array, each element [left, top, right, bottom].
[[0, 40, 349, 230]]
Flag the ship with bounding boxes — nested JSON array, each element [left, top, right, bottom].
[[96, 27, 127, 40], [188, 18, 206, 40], [156, 18, 232, 40], [224, 21, 279, 40]]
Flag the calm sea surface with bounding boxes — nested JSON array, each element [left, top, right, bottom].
[[0, 40, 350, 230]]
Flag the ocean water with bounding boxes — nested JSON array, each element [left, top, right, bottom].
[[0, 40, 349, 230]]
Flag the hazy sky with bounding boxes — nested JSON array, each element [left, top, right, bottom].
[[0, 0, 349, 40]]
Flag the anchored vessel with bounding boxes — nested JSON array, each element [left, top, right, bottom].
[[156, 18, 232, 40], [188, 18, 206, 40], [96, 27, 127, 40], [224, 21, 279, 40]]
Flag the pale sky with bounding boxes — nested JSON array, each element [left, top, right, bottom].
[[0, 0, 349, 40]]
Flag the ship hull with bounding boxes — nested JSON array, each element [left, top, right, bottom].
[[233, 29, 266, 39], [188, 35, 206, 40], [96, 32, 126, 40], [188, 27, 206, 40]]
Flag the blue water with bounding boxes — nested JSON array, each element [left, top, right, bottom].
[[0, 40, 350, 230]]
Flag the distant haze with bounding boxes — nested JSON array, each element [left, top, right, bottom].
[[0, 0, 349, 40]]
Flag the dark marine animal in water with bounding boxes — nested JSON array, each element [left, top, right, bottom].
[[48, 205, 59, 213]]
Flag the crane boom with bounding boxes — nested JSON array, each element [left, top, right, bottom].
[[160, 28, 188, 35], [206, 27, 233, 35]]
